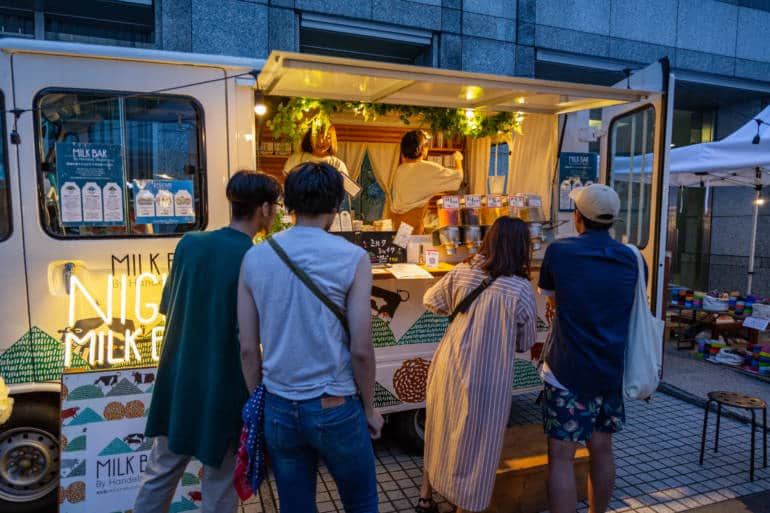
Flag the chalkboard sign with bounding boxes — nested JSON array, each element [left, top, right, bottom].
[[336, 231, 406, 264]]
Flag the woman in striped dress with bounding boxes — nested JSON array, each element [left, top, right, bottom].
[[416, 217, 537, 513]]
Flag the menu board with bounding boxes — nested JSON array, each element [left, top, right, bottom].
[[558, 152, 598, 212], [56, 143, 125, 227], [337, 231, 406, 265], [133, 180, 196, 225]]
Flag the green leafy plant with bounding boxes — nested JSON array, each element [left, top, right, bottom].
[[265, 98, 524, 142]]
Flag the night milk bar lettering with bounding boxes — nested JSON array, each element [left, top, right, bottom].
[[56, 142, 126, 227]]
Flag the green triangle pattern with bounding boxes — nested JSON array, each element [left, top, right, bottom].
[[397, 312, 448, 346], [0, 327, 88, 384], [68, 385, 104, 400], [67, 459, 86, 478], [68, 407, 104, 425], [512, 359, 542, 390], [374, 382, 401, 408], [65, 435, 87, 452], [372, 316, 397, 348], [181, 472, 200, 486], [99, 438, 134, 456], [106, 378, 143, 397], [170, 497, 198, 513]]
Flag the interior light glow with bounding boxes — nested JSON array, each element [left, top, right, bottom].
[[465, 109, 475, 119]]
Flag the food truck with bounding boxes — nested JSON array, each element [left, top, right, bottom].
[[0, 38, 672, 510]]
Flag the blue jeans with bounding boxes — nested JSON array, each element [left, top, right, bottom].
[[264, 392, 378, 513]]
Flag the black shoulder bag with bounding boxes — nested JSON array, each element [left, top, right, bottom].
[[448, 275, 498, 323], [266, 236, 350, 339]]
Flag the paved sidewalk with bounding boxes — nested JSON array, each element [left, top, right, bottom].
[[681, 491, 770, 513], [239, 388, 769, 513]]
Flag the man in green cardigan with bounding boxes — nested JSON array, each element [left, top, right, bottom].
[[134, 171, 281, 513]]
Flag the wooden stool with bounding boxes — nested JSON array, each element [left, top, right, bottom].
[[699, 391, 767, 481]]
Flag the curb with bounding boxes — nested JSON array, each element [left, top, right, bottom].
[[658, 381, 768, 432]]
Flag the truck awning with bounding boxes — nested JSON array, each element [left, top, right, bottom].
[[258, 51, 655, 115]]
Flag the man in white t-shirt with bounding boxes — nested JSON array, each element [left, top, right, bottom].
[[390, 130, 463, 233]]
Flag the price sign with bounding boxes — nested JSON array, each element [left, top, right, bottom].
[[487, 195, 503, 208], [743, 317, 770, 331], [509, 194, 526, 208], [442, 195, 460, 209], [464, 195, 482, 208], [528, 195, 543, 207]]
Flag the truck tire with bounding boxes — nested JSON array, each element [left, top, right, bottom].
[[392, 408, 426, 456], [0, 396, 59, 513]]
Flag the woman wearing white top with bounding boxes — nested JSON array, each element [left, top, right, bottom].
[[282, 124, 349, 176]]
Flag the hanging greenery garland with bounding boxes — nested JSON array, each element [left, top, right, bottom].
[[265, 97, 525, 142]]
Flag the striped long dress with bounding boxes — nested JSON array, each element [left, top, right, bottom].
[[423, 262, 537, 512]]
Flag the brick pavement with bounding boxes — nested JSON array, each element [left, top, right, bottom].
[[238, 390, 769, 513]]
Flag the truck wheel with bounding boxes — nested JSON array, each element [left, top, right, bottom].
[[0, 397, 59, 513], [392, 409, 426, 456]]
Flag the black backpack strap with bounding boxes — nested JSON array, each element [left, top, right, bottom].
[[267, 236, 350, 339], [448, 276, 497, 322]]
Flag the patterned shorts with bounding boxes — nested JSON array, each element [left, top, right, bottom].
[[541, 383, 625, 442]]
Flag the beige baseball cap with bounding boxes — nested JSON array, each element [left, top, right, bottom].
[[569, 184, 620, 224]]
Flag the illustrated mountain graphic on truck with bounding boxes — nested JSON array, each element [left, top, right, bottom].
[[64, 435, 86, 452], [106, 378, 143, 397], [67, 385, 104, 400], [68, 407, 104, 425], [99, 438, 134, 456], [170, 497, 198, 513]]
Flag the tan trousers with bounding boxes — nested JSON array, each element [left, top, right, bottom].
[[133, 436, 238, 513]]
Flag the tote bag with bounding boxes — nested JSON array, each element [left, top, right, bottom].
[[623, 244, 664, 400]]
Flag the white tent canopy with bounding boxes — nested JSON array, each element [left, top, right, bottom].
[[668, 105, 770, 187], [612, 105, 770, 187]]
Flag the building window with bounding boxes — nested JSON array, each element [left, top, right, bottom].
[[300, 14, 434, 66], [0, 7, 34, 38], [672, 109, 715, 148], [607, 106, 656, 248], [488, 142, 509, 193], [36, 90, 206, 238], [0, 91, 10, 241]]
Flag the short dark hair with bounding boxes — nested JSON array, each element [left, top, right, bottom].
[[400, 130, 429, 159], [226, 170, 281, 220], [472, 217, 531, 279], [284, 162, 344, 216], [576, 209, 612, 231]]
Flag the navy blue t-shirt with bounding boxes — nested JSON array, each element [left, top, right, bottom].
[[539, 230, 645, 396]]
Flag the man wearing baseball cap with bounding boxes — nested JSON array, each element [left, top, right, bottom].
[[538, 184, 646, 513]]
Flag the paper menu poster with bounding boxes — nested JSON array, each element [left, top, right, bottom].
[[133, 180, 196, 225], [55, 142, 126, 227], [388, 264, 434, 280]]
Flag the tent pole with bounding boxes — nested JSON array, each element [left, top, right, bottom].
[[747, 168, 762, 295], [748, 190, 759, 295]]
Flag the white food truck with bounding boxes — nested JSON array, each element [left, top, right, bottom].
[[0, 38, 672, 511]]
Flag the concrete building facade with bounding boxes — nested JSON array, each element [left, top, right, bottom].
[[2, 0, 769, 293]]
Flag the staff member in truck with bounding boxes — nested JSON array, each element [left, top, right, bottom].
[[390, 130, 463, 233], [134, 171, 281, 513]]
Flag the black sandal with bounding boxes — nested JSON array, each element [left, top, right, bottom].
[[414, 497, 439, 513]]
